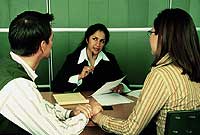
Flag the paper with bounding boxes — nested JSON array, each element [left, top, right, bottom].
[[127, 89, 141, 98], [92, 93, 133, 106], [53, 92, 89, 105], [92, 76, 126, 96], [91, 76, 133, 106]]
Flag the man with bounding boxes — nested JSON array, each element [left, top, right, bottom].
[[0, 11, 92, 135]]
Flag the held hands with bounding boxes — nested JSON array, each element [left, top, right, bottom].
[[89, 100, 103, 116], [78, 66, 94, 80], [70, 101, 103, 119], [111, 84, 124, 93], [71, 104, 93, 118]]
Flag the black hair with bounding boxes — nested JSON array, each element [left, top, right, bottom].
[[76, 23, 110, 52], [152, 8, 200, 82], [8, 11, 54, 56]]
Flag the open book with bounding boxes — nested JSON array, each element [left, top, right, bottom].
[[92, 76, 133, 106], [53, 92, 89, 105]]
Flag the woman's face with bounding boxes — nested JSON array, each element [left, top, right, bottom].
[[86, 30, 106, 56], [149, 28, 158, 55]]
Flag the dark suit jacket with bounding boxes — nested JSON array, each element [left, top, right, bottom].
[[52, 49, 129, 93]]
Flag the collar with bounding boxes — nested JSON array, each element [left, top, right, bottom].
[[152, 53, 173, 70], [78, 47, 110, 66], [10, 52, 38, 81]]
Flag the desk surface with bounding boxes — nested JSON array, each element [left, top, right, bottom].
[[41, 91, 137, 135]]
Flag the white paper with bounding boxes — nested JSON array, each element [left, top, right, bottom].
[[92, 93, 133, 106], [92, 76, 126, 96], [127, 89, 141, 98], [91, 76, 133, 106]]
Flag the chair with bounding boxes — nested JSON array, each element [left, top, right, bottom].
[[164, 109, 200, 135]]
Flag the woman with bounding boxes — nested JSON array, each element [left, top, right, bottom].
[[52, 23, 129, 93], [90, 8, 200, 135]]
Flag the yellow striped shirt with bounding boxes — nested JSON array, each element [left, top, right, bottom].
[[94, 54, 200, 135]]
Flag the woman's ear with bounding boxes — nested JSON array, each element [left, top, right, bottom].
[[86, 38, 88, 44]]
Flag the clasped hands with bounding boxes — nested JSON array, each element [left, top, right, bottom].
[[70, 84, 124, 120], [70, 100, 103, 120]]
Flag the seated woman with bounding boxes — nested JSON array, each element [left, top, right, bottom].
[[90, 8, 200, 135], [52, 23, 130, 93]]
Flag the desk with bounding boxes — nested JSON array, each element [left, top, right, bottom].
[[41, 92, 137, 135]]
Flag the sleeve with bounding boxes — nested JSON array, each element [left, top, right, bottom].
[[1, 78, 88, 135], [51, 54, 80, 93], [93, 69, 171, 135]]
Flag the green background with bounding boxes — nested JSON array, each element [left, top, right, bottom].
[[0, 0, 199, 91]]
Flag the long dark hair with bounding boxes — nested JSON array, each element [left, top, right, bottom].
[[152, 8, 200, 82], [75, 23, 110, 52]]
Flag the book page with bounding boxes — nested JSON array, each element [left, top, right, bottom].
[[53, 92, 89, 105]]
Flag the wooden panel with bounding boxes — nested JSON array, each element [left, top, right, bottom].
[[127, 32, 153, 84], [107, 32, 128, 74], [128, 0, 149, 27], [108, 0, 128, 27], [88, 0, 108, 25], [69, 0, 89, 27]]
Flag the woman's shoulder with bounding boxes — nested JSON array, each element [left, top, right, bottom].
[[103, 51, 116, 59]]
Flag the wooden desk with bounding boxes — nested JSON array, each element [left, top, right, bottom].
[[41, 91, 137, 135]]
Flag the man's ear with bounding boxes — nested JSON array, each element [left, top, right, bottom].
[[40, 41, 46, 53]]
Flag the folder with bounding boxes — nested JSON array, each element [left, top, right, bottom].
[[53, 92, 89, 105]]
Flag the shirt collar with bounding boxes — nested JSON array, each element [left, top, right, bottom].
[[10, 51, 38, 81], [78, 47, 110, 66], [152, 53, 173, 70]]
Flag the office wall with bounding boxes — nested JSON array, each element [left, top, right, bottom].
[[0, 0, 199, 90]]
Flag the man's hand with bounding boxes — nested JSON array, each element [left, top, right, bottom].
[[70, 104, 92, 118]]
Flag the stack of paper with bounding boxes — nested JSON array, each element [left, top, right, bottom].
[[53, 92, 89, 105], [92, 76, 133, 106]]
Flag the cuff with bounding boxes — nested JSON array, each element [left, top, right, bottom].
[[121, 83, 131, 93], [68, 75, 82, 86]]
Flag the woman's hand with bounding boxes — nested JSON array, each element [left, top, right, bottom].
[[70, 104, 93, 118], [89, 100, 103, 116], [78, 66, 94, 80], [112, 84, 124, 93]]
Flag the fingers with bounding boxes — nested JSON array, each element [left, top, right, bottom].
[[112, 84, 123, 93], [73, 104, 93, 118], [79, 66, 94, 79]]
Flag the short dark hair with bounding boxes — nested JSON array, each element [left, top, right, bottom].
[[78, 23, 110, 51], [8, 11, 54, 56], [152, 8, 200, 82]]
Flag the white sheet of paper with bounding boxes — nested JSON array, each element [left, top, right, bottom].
[[92, 76, 126, 96], [127, 89, 141, 98], [92, 93, 133, 106]]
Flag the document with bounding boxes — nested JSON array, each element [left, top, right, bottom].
[[53, 92, 89, 105], [92, 76, 133, 106], [127, 89, 141, 98], [92, 76, 126, 96], [92, 93, 133, 106]]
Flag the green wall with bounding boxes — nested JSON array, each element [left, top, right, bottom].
[[0, 0, 200, 91]]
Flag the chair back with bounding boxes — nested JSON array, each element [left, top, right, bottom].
[[164, 109, 200, 135]]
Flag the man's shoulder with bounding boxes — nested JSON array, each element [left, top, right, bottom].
[[0, 57, 30, 90]]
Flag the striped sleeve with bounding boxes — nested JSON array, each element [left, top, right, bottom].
[[95, 69, 171, 135]]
